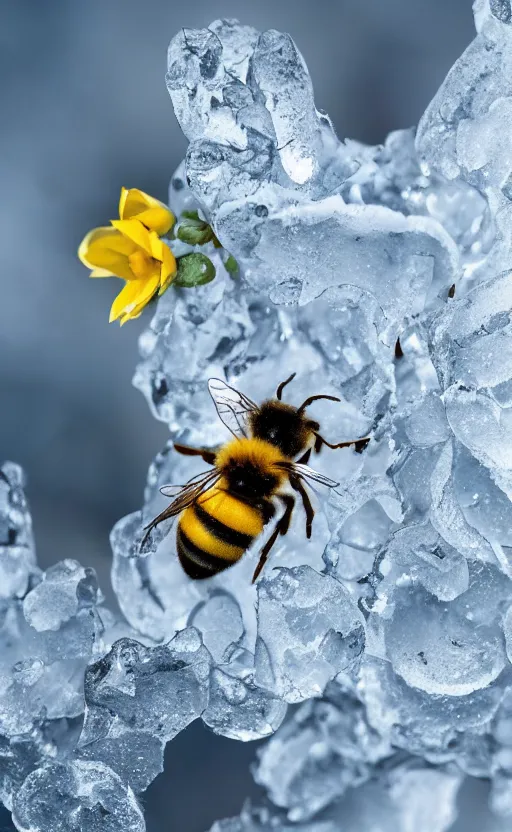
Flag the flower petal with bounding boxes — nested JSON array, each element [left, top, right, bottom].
[[111, 219, 154, 256], [119, 187, 175, 235], [109, 274, 160, 324], [78, 226, 137, 282], [148, 235, 177, 288]]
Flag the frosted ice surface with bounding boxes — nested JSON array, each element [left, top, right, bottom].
[[126, 11, 512, 828], [12, 760, 145, 832], [255, 566, 365, 703], [167, 20, 460, 311], [7, 6, 512, 831], [203, 668, 287, 741], [0, 463, 38, 600], [378, 570, 507, 696], [81, 629, 210, 744], [23, 560, 98, 633], [254, 684, 390, 821], [417, 1, 512, 193]]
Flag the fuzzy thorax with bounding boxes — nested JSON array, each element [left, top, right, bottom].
[[215, 437, 288, 487]]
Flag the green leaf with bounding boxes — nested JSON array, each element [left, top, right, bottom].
[[180, 209, 200, 221], [175, 253, 216, 287], [177, 223, 214, 246], [224, 254, 239, 276], [177, 210, 215, 245]]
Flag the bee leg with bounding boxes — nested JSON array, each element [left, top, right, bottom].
[[252, 494, 295, 583], [276, 372, 296, 400], [290, 475, 314, 539], [173, 443, 217, 465], [314, 434, 370, 454]]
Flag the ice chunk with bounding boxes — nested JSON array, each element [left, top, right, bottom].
[[255, 685, 390, 821], [188, 591, 244, 664], [369, 521, 470, 607], [78, 732, 164, 795], [167, 20, 458, 312], [0, 462, 38, 600], [379, 570, 507, 696], [74, 630, 210, 793], [429, 440, 495, 562], [80, 629, 210, 748], [455, 445, 512, 555], [23, 560, 98, 633], [324, 477, 401, 584], [403, 393, 450, 448], [254, 566, 365, 703], [249, 29, 332, 185], [203, 668, 287, 741], [216, 195, 458, 313], [188, 592, 288, 741], [417, 7, 512, 194], [12, 760, 145, 832], [416, 4, 512, 283], [361, 656, 505, 760], [167, 21, 259, 144], [0, 571, 102, 738]]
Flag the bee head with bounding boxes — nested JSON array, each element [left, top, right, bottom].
[[249, 401, 317, 458]]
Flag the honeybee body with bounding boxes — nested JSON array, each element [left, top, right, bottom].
[[142, 376, 369, 582], [177, 437, 284, 578]]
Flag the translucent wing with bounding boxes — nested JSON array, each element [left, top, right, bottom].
[[275, 461, 340, 489], [208, 378, 258, 439], [159, 467, 219, 497], [140, 468, 220, 550]]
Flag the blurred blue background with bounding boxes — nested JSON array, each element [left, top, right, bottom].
[[0, 1, 488, 830]]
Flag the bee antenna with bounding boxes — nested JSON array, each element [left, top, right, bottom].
[[297, 394, 341, 414], [276, 372, 296, 400]]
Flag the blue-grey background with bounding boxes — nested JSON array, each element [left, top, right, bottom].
[[0, 1, 492, 830]]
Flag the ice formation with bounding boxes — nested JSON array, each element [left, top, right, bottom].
[[4, 4, 512, 829]]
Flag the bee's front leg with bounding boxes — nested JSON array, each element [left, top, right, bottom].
[[314, 434, 370, 454], [173, 443, 217, 465]]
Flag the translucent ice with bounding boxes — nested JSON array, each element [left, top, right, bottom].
[[23, 560, 98, 633], [0, 462, 38, 600], [254, 684, 390, 821], [79, 630, 210, 772], [7, 6, 512, 831], [254, 566, 365, 703], [167, 20, 459, 312], [12, 760, 145, 832]]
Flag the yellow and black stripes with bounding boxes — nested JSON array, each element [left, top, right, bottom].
[[176, 486, 272, 579]]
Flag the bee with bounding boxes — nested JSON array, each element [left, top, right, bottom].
[[141, 374, 369, 582]]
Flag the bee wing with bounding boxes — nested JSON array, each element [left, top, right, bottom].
[[208, 378, 258, 439], [159, 467, 219, 497], [277, 461, 340, 489], [141, 469, 220, 550]]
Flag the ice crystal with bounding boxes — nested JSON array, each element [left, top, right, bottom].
[[4, 6, 512, 830]]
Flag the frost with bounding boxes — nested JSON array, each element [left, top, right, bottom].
[[4, 7, 512, 831], [12, 760, 145, 832]]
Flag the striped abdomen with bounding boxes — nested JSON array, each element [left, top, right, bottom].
[[177, 487, 270, 579]]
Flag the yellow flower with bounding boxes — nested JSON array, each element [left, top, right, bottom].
[[118, 187, 175, 236], [78, 189, 176, 325]]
